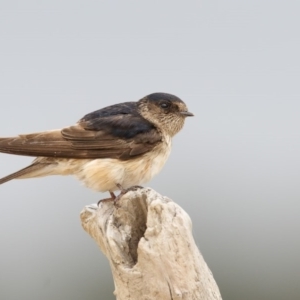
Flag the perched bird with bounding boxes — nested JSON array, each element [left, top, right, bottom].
[[0, 93, 193, 200]]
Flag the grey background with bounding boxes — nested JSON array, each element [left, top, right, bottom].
[[0, 1, 299, 300]]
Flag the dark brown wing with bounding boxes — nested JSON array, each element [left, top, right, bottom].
[[0, 102, 162, 160]]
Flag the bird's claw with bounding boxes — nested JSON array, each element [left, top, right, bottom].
[[97, 191, 117, 206], [114, 184, 143, 204], [97, 185, 143, 206]]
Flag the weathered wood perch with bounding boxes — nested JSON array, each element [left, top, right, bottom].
[[80, 188, 222, 300]]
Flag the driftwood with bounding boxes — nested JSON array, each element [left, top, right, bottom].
[[80, 188, 222, 300]]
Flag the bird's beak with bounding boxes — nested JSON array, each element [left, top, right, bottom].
[[180, 111, 194, 117]]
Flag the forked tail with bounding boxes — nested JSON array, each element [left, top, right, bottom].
[[0, 163, 51, 185]]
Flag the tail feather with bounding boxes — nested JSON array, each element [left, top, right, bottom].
[[0, 163, 51, 185]]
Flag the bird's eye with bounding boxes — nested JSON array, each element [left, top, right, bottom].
[[160, 102, 170, 109]]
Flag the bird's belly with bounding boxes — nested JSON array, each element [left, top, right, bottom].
[[76, 141, 171, 192]]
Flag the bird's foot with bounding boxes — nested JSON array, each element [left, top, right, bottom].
[[117, 184, 144, 193], [97, 191, 116, 206], [114, 184, 143, 204], [97, 186, 144, 206]]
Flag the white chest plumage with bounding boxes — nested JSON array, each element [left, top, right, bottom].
[[74, 135, 172, 192]]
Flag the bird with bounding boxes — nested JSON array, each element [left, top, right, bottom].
[[0, 92, 193, 201]]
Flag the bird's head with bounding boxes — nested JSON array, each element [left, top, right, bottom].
[[137, 93, 193, 137]]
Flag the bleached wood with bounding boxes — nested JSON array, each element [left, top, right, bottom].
[[80, 188, 222, 300]]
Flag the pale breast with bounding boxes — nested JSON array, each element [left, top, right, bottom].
[[75, 136, 172, 192]]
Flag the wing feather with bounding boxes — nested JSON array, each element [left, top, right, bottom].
[[0, 102, 162, 160]]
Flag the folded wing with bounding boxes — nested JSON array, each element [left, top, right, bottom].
[[0, 102, 162, 160]]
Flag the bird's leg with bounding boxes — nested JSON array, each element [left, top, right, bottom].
[[110, 191, 117, 199], [113, 184, 144, 204], [117, 184, 144, 193], [116, 183, 126, 194], [97, 191, 117, 206]]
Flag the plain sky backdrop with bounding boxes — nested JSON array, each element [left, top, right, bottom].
[[0, 1, 299, 300]]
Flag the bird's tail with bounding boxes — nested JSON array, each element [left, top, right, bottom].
[[0, 163, 53, 185]]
